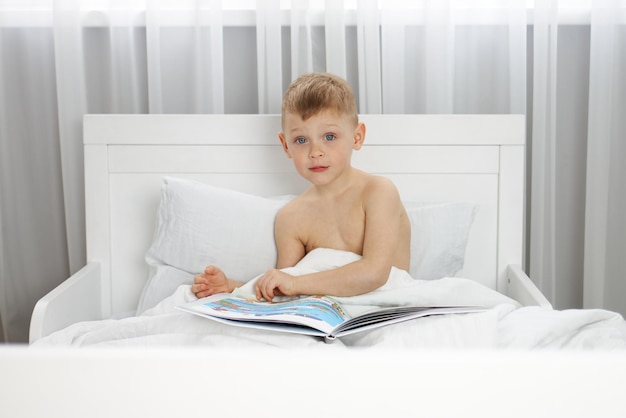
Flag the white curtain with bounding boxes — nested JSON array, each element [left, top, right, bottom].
[[530, 0, 626, 313], [583, 0, 626, 312], [0, 0, 624, 342]]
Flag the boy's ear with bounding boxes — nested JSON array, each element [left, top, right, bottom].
[[353, 122, 366, 150], [278, 132, 292, 158]]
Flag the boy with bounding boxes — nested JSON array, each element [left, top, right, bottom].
[[192, 73, 411, 301]]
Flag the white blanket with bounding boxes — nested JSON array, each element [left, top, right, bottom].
[[33, 249, 626, 350]]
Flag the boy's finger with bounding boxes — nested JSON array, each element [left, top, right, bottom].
[[257, 282, 271, 302]]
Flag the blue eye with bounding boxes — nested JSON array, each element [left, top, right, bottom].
[[324, 134, 336, 141], [295, 137, 307, 144]]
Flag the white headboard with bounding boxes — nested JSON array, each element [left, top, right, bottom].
[[83, 114, 525, 317]]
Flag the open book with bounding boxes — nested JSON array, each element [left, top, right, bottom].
[[178, 293, 486, 343]]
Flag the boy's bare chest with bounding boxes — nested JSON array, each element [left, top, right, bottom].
[[300, 201, 366, 254]]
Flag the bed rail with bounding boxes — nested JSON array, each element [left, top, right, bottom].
[[506, 265, 552, 309], [29, 262, 103, 343]]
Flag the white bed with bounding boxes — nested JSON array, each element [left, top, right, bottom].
[[4, 114, 626, 417], [27, 114, 626, 351], [30, 113, 549, 341]]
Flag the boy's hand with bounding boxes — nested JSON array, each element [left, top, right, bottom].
[[255, 269, 297, 302], [192, 265, 230, 298]]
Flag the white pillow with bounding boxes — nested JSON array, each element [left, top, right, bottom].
[[138, 265, 194, 315], [137, 177, 476, 314], [404, 202, 476, 280], [138, 177, 292, 314]]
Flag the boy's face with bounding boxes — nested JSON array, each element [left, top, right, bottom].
[[278, 110, 365, 187]]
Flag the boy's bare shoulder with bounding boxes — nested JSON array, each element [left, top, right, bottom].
[[363, 172, 396, 188], [359, 171, 401, 201], [275, 191, 312, 224]]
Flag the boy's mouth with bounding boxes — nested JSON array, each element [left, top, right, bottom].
[[309, 165, 329, 173]]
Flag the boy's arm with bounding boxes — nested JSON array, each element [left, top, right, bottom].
[[274, 208, 306, 269], [251, 208, 304, 301]]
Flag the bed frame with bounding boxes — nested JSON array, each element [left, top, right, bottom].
[[29, 114, 550, 343]]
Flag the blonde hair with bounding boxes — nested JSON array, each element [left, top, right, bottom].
[[281, 73, 358, 126]]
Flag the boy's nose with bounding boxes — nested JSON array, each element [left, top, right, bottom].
[[309, 144, 324, 158]]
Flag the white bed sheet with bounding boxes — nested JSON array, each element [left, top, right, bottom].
[[33, 249, 626, 350]]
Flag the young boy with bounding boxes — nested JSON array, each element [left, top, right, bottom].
[[192, 73, 411, 301]]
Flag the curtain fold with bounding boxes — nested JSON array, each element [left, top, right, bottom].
[[380, 2, 407, 113], [54, 0, 88, 276], [194, 0, 225, 113], [0, 1, 624, 342], [256, 0, 283, 113], [146, 0, 224, 113], [289, 0, 314, 78], [507, 0, 528, 114], [356, 0, 382, 113], [584, 0, 626, 311], [324, 0, 347, 78], [0, 4, 70, 342], [424, 0, 454, 113], [530, 0, 559, 303]]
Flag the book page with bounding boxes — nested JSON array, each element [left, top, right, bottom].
[[185, 295, 350, 335]]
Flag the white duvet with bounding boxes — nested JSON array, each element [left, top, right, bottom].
[[34, 249, 626, 350]]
